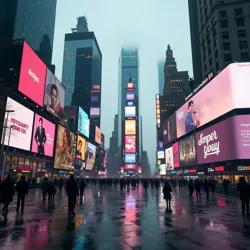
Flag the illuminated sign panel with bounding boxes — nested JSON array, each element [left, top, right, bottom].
[[125, 120, 136, 135]]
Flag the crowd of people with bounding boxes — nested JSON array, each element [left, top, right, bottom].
[[0, 176, 249, 216]]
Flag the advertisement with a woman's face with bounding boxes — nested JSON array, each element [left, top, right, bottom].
[[85, 142, 96, 170]]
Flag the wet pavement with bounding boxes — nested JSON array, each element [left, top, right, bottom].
[[0, 185, 250, 250]]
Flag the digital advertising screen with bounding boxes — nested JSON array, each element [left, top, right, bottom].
[[18, 42, 46, 106], [125, 164, 136, 170], [172, 142, 180, 168], [127, 101, 134, 106], [159, 164, 166, 175], [157, 141, 164, 151], [125, 154, 136, 163], [75, 135, 86, 160], [95, 126, 101, 144], [31, 114, 55, 157], [3, 97, 34, 151], [163, 113, 177, 144], [54, 125, 75, 170], [125, 106, 136, 117], [126, 91, 135, 101], [179, 135, 196, 167], [158, 151, 164, 159], [196, 115, 250, 164], [85, 142, 96, 170], [44, 69, 65, 119], [91, 96, 99, 102], [78, 107, 89, 138], [100, 133, 105, 149], [165, 147, 174, 171], [90, 107, 100, 116], [176, 63, 250, 138], [125, 120, 136, 135], [125, 135, 136, 153]]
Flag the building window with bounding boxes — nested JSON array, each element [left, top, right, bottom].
[[220, 10, 227, 18], [209, 57, 213, 66], [224, 53, 232, 62], [241, 52, 249, 62], [216, 61, 220, 71], [235, 8, 243, 16], [223, 42, 231, 50], [237, 30, 246, 38], [222, 31, 229, 39], [220, 20, 228, 29], [239, 41, 248, 49], [215, 50, 218, 58], [236, 18, 244, 27]]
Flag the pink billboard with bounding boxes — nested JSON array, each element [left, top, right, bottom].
[[176, 63, 250, 138], [31, 114, 55, 157], [18, 42, 47, 106], [172, 142, 180, 168]]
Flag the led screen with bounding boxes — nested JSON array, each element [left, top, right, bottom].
[[125, 106, 136, 117], [90, 107, 100, 116], [126, 91, 135, 101], [125, 135, 136, 153], [179, 135, 196, 167], [125, 154, 136, 163], [157, 141, 164, 151], [18, 42, 46, 106], [95, 126, 101, 144], [31, 114, 55, 157], [54, 125, 74, 170], [3, 97, 34, 151], [125, 120, 136, 135], [163, 113, 177, 144], [125, 164, 136, 170], [172, 142, 180, 168], [85, 142, 96, 170], [78, 107, 89, 138], [75, 135, 86, 161], [159, 164, 166, 175], [165, 147, 174, 171]]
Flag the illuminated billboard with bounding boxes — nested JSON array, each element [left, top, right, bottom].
[[165, 147, 174, 171], [125, 120, 136, 135], [125, 164, 136, 170], [125, 106, 136, 117], [75, 135, 86, 161], [90, 107, 100, 116], [156, 94, 161, 128], [78, 107, 89, 138], [126, 82, 134, 89], [85, 142, 96, 170], [125, 135, 136, 153], [126, 91, 135, 101], [125, 154, 136, 163], [179, 135, 196, 167], [95, 126, 101, 144]]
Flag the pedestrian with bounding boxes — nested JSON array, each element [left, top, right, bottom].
[[163, 181, 172, 208], [155, 179, 160, 192], [223, 179, 229, 195], [204, 179, 210, 199], [188, 179, 194, 198], [143, 179, 149, 191], [119, 178, 126, 190], [210, 179, 216, 195], [16, 176, 29, 212], [66, 175, 79, 215], [0, 176, 15, 214], [41, 177, 49, 201], [179, 179, 183, 192], [237, 177, 250, 215], [79, 179, 87, 198], [195, 179, 201, 199], [59, 178, 64, 193], [48, 181, 56, 203]]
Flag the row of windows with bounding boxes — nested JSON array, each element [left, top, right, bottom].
[[220, 17, 245, 29], [223, 41, 248, 50], [220, 8, 243, 18], [222, 29, 246, 39]]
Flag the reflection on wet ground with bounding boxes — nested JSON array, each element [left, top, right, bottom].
[[0, 185, 249, 250]]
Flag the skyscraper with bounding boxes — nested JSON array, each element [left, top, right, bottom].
[[118, 48, 141, 175], [61, 17, 102, 128], [157, 60, 165, 96], [0, 0, 57, 70], [188, 0, 250, 85]]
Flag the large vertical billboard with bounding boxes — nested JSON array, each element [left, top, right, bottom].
[[31, 114, 55, 157], [3, 97, 34, 151], [44, 69, 65, 119], [179, 135, 196, 166], [78, 107, 89, 138], [75, 135, 86, 161], [85, 142, 96, 170], [54, 125, 74, 170], [125, 120, 136, 135], [196, 115, 250, 164], [176, 63, 250, 138], [172, 142, 180, 168], [125, 135, 136, 153], [165, 147, 174, 171], [163, 113, 177, 144], [95, 126, 101, 144], [18, 42, 46, 106]]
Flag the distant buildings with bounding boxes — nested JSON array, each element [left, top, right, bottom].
[[157, 60, 165, 96]]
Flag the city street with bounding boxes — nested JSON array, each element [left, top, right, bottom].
[[0, 185, 249, 250]]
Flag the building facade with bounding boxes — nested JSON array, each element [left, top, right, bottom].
[[188, 0, 250, 82], [157, 60, 165, 96], [0, 0, 57, 70]]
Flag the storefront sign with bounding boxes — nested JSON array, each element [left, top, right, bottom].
[[189, 169, 197, 173], [197, 172, 205, 175], [237, 166, 250, 171], [215, 166, 224, 172], [183, 170, 189, 174], [170, 170, 177, 175], [17, 167, 33, 172], [208, 167, 215, 172]]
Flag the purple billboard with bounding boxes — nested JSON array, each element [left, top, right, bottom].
[[195, 115, 250, 164], [126, 91, 135, 101]]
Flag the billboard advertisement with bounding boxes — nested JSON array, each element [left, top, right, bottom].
[[95, 126, 101, 144], [165, 147, 174, 171], [157, 151, 164, 159], [44, 69, 65, 119], [125, 164, 136, 170], [172, 142, 180, 168], [159, 164, 166, 175], [157, 141, 164, 151], [85, 142, 96, 170], [54, 125, 74, 170], [31, 114, 55, 157], [176, 63, 250, 138], [179, 135, 196, 167], [125, 120, 136, 135], [75, 135, 86, 160], [78, 107, 89, 138], [125, 154, 136, 163], [126, 91, 135, 101], [18, 42, 46, 106], [125, 106, 136, 117], [3, 97, 34, 151], [163, 113, 177, 144], [196, 115, 250, 164], [90, 107, 100, 116], [91, 96, 99, 102], [125, 135, 136, 153], [100, 133, 105, 149]]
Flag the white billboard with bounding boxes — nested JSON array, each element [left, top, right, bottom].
[[125, 106, 136, 117]]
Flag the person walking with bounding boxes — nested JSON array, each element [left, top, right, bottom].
[[0, 176, 15, 214], [223, 179, 229, 195], [237, 177, 250, 215], [48, 180, 56, 203], [41, 177, 49, 201], [59, 178, 64, 193], [155, 179, 160, 192], [66, 175, 79, 215], [204, 179, 210, 199], [143, 179, 149, 192], [210, 179, 216, 195], [195, 179, 201, 199], [16, 176, 29, 212], [163, 181, 172, 208], [79, 179, 87, 198], [188, 179, 194, 198]]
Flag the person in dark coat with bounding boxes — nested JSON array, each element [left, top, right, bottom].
[[163, 181, 172, 208], [41, 177, 49, 201], [223, 179, 229, 195], [79, 179, 87, 198], [203, 179, 210, 199], [195, 179, 201, 199], [188, 179, 194, 198], [143, 179, 149, 191], [119, 178, 126, 190], [66, 175, 79, 215], [0, 176, 15, 214], [155, 179, 160, 191], [210, 179, 216, 195], [59, 178, 64, 193], [16, 176, 29, 212], [237, 177, 250, 215], [48, 181, 56, 203]]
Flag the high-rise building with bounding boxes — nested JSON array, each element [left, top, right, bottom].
[[118, 48, 141, 175], [157, 60, 165, 95], [61, 16, 102, 128], [188, 0, 250, 85], [161, 45, 190, 119], [0, 0, 57, 70]]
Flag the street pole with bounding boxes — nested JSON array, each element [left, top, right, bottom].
[[3, 125, 14, 177]]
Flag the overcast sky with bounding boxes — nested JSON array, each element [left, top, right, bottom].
[[52, 0, 193, 173]]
